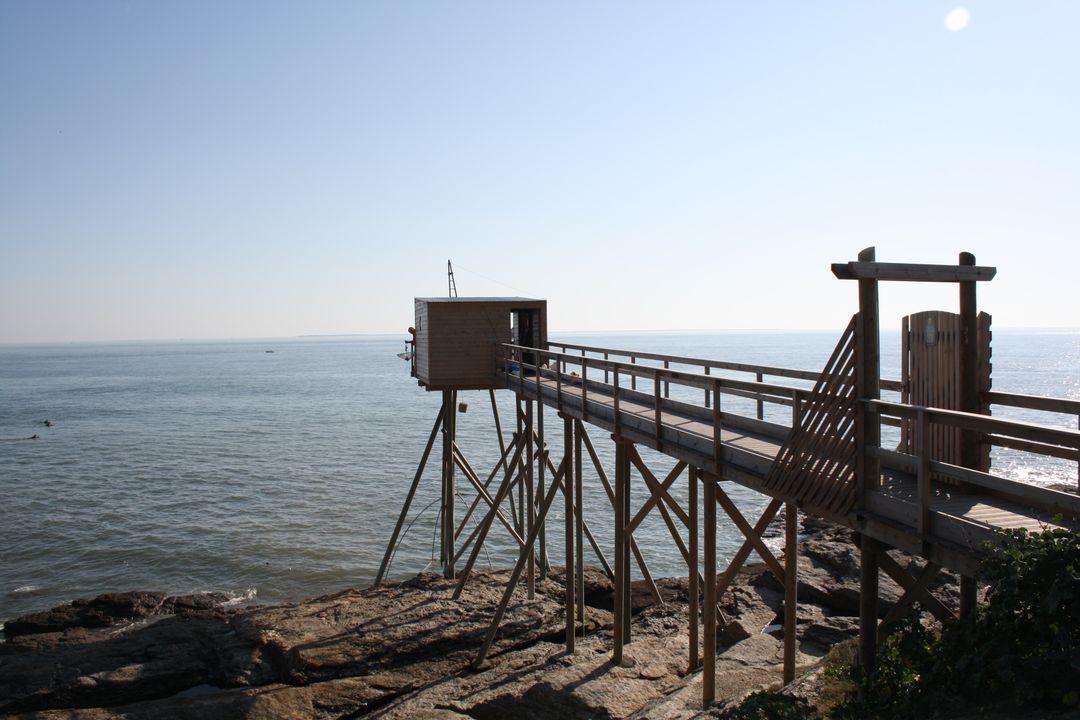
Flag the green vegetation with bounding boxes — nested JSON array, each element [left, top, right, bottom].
[[728, 527, 1080, 719], [717, 691, 818, 720]]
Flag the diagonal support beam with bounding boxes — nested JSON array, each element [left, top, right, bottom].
[[452, 434, 528, 599], [474, 458, 569, 667], [453, 444, 525, 548], [626, 455, 689, 534], [713, 480, 786, 582], [878, 552, 954, 627], [714, 498, 783, 601], [453, 437, 517, 540], [577, 425, 663, 604], [375, 406, 445, 586], [627, 450, 693, 578], [535, 437, 615, 580]]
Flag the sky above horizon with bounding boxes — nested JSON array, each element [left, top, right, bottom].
[[2, 2, 1078, 344]]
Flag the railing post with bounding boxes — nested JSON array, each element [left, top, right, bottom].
[[664, 359, 670, 398], [917, 408, 930, 541], [613, 367, 621, 435], [631, 355, 637, 390], [604, 352, 609, 384], [653, 369, 663, 448], [712, 379, 722, 470], [535, 350, 542, 399], [756, 371, 764, 419], [581, 357, 588, 421], [853, 247, 881, 682], [704, 366, 711, 408], [556, 353, 563, 411], [958, 251, 980, 470], [855, 246, 882, 506]]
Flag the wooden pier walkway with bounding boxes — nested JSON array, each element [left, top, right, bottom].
[[381, 248, 1080, 706], [501, 339, 1078, 577]]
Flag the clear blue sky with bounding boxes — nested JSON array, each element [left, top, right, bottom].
[[1, 2, 1077, 343]]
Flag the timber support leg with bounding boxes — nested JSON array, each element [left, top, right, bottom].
[[575, 419, 585, 626], [783, 501, 798, 684], [563, 414, 575, 653], [688, 466, 699, 672], [613, 437, 632, 664], [703, 472, 717, 705], [858, 535, 880, 682], [959, 575, 977, 618], [442, 390, 457, 579]]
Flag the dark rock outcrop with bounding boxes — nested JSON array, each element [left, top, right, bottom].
[[0, 521, 962, 719]]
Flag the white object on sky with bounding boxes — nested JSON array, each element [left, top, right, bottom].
[[945, 7, 971, 32]]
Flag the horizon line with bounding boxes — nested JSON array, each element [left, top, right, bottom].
[[2, 325, 1078, 347]]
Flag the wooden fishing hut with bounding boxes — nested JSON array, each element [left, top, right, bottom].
[[410, 297, 547, 390], [381, 297, 547, 583], [378, 249, 1080, 708]]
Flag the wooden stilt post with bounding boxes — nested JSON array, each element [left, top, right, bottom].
[[538, 400, 548, 579], [959, 576, 977, 618], [688, 466, 700, 672], [526, 399, 535, 599], [859, 535, 880, 680], [854, 246, 881, 675], [703, 472, 717, 704], [516, 399, 525, 537], [619, 441, 632, 649], [563, 414, 575, 652], [613, 437, 629, 665], [575, 419, 585, 625], [784, 501, 798, 684], [442, 390, 457, 579], [958, 251, 981, 620]]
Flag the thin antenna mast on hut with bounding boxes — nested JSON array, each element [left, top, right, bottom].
[[447, 260, 458, 298]]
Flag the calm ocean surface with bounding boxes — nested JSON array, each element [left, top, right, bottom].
[[1, 330, 1077, 624]]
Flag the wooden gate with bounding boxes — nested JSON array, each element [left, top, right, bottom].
[[898, 310, 992, 477]]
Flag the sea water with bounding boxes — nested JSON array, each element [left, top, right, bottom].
[[1, 330, 1076, 623]]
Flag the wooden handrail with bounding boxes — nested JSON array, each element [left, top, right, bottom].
[[502, 343, 810, 401], [547, 340, 822, 383], [865, 399, 1080, 452], [547, 340, 904, 393], [984, 390, 1080, 416], [869, 445, 1080, 519]]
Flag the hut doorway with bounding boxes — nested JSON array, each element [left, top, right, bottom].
[[512, 308, 540, 369]]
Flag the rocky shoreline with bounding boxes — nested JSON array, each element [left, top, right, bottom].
[[0, 521, 960, 719]]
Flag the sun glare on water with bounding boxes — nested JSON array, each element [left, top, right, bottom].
[[945, 7, 971, 32]]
